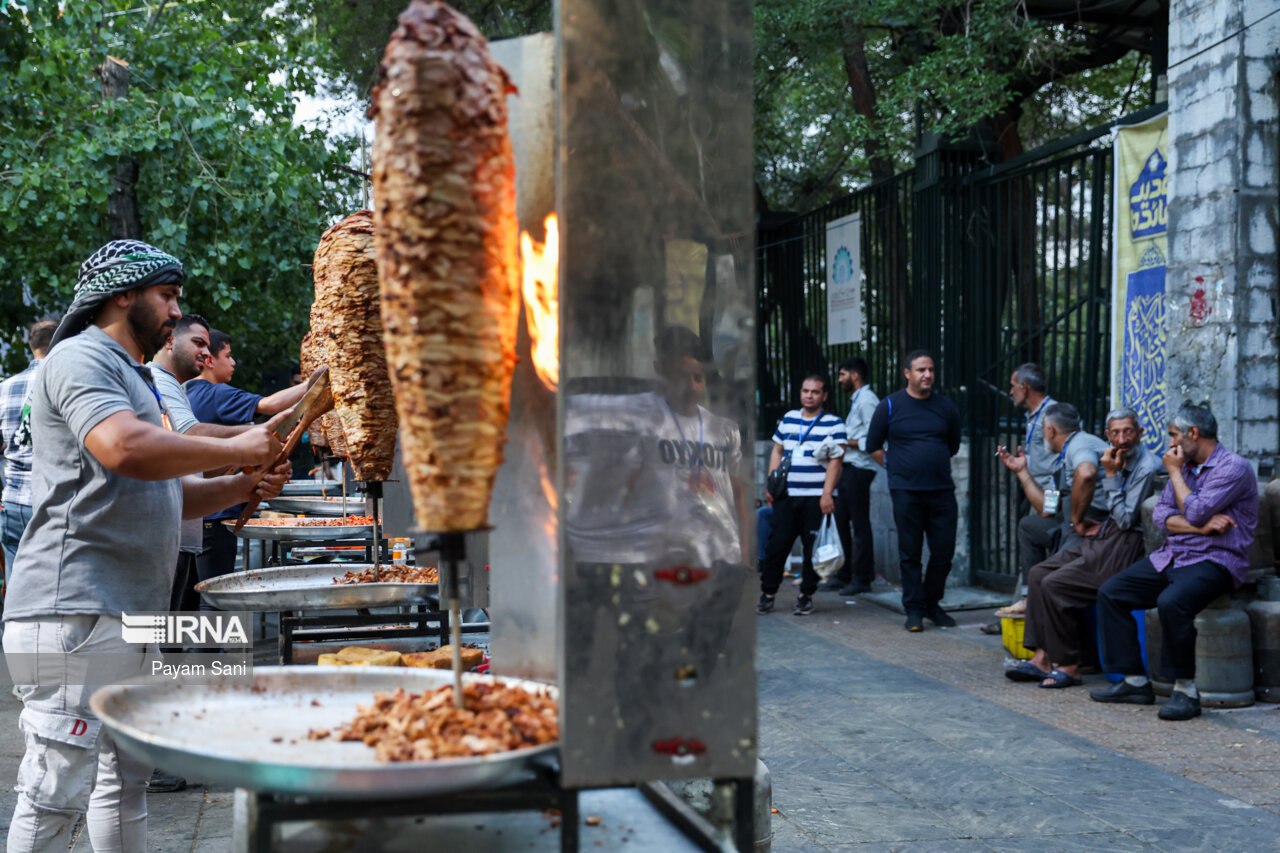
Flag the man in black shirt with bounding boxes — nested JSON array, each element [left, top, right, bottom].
[[865, 350, 963, 631]]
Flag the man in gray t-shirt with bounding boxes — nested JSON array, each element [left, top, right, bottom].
[[991, 364, 1057, 621], [999, 402, 1109, 556], [2, 240, 289, 853]]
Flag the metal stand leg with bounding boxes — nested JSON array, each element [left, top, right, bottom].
[[560, 787, 579, 853], [730, 777, 754, 853]]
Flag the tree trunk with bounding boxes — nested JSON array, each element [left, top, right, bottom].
[[100, 56, 142, 240], [839, 18, 910, 359]]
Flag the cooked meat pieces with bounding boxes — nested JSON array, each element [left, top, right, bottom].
[[328, 680, 557, 762], [240, 516, 374, 527], [332, 566, 440, 585], [369, 1, 520, 532], [311, 211, 398, 481]]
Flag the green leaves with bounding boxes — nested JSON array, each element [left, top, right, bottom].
[[0, 0, 362, 384]]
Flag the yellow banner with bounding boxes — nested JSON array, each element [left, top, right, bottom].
[[1111, 113, 1169, 453]]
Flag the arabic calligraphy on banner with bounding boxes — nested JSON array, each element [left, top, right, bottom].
[[1111, 113, 1169, 454]]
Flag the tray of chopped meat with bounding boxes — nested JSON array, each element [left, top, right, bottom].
[[224, 516, 375, 541], [89, 667, 558, 798], [261, 496, 361, 517], [195, 563, 438, 611]]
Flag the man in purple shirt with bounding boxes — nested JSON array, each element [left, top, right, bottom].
[[1090, 403, 1258, 721]]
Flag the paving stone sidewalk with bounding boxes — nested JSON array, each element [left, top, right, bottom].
[[760, 586, 1280, 852], [1, 589, 1277, 851]]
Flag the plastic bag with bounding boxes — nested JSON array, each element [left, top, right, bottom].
[[812, 515, 844, 580]]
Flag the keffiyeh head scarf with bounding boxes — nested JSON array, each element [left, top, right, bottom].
[[48, 239, 184, 350]]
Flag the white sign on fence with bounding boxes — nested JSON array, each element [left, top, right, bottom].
[[825, 212, 862, 345]]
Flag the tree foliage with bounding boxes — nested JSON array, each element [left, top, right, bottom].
[[302, 0, 551, 97], [0, 1, 362, 384], [756, 0, 1149, 211]]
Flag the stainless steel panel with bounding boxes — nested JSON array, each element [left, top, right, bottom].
[[487, 32, 560, 682], [555, 0, 756, 786], [90, 667, 557, 798], [261, 497, 351, 516], [280, 480, 350, 497]]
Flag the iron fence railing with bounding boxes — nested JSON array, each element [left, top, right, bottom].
[[756, 106, 1165, 585]]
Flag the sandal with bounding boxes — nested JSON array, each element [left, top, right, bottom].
[[1038, 668, 1082, 689], [1005, 661, 1049, 682], [994, 600, 1027, 618]]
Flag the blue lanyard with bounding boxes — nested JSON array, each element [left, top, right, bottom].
[[1053, 433, 1076, 490], [665, 401, 704, 471], [794, 415, 820, 454], [130, 364, 172, 431], [1054, 432, 1075, 469], [1025, 397, 1051, 447]]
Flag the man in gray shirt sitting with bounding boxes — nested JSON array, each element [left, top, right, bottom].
[[987, 363, 1057, 629], [2, 240, 291, 853], [1002, 407, 1159, 687]]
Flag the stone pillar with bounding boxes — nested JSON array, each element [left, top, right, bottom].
[[1165, 0, 1279, 465]]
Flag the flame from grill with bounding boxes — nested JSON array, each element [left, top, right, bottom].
[[520, 213, 559, 392]]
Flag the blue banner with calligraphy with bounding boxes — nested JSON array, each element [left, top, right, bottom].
[[1111, 114, 1169, 454]]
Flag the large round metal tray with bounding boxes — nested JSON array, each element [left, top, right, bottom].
[[196, 563, 437, 611], [280, 480, 354, 497], [225, 519, 373, 541], [90, 667, 558, 798], [262, 496, 358, 517]]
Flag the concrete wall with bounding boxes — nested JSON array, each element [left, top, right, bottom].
[[754, 438, 972, 586], [1166, 0, 1280, 466]]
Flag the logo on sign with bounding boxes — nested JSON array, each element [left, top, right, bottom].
[[1128, 148, 1167, 240], [121, 613, 251, 648]]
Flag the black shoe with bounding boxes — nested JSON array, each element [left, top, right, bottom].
[[838, 581, 872, 596], [926, 606, 957, 628], [1158, 691, 1202, 721], [756, 594, 776, 615], [979, 621, 1003, 635], [904, 612, 924, 632], [817, 578, 845, 592], [1089, 680, 1156, 705], [147, 769, 187, 793], [793, 595, 814, 616]]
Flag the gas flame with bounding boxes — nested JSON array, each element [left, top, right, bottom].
[[520, 213, 559, 392]]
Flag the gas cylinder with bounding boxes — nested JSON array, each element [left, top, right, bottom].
[[1252, 480, 1277, 572], [1194, 594, 1254, 707], [1259, 479, 1280, 571], [1245, 576, 1280, 702]]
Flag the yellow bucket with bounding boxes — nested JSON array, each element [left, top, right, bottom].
[[1001, 616, 1034, 660]]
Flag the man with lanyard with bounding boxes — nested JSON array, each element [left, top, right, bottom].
[[985, 363, 1057, 632], [1091, 403, 1258, 721], [758, 374, 846, 616], [998, 401, 1109, 561], [650, 326, 746, 568], [1003, 407, 1159, 687], [0, 317, 58, 603], [820, 356, 878, 597], [2, 240, 290, 852], [185, 327, 316, 607], [864, 350, 962, 632]]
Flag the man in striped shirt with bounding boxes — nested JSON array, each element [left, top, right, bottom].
[[0, 318, 58, 601], [759, 375, 846, 616]]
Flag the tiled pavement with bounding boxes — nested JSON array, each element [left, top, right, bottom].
[[1, 588, 1277, 851], [760, 586, 1280, 852]]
